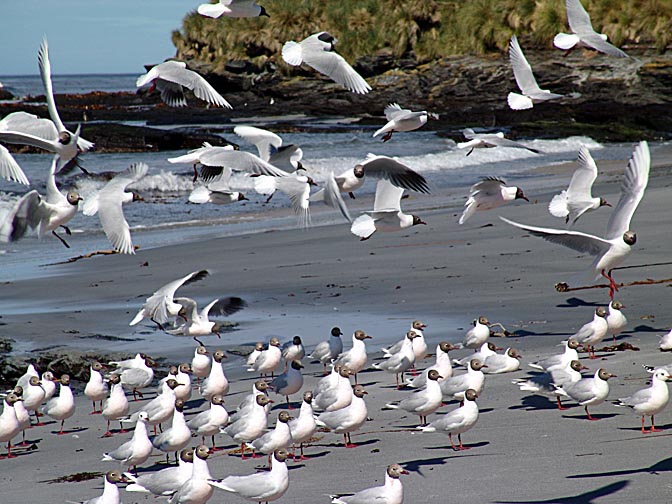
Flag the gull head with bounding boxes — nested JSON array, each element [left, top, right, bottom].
[[303, 391, 313, 403], [58, 131, 72, 144], [106, 471, 128, 485], [387, 463, 410, 478], [464, 389, 479, 401], [623, 231, 636, 246], [597, 368, 617, 380], [353, 165, 365, 178], [237, 193, 249, 201], [515, 187, 529, 202], [599, 197, 611, 208], [412, 215, 427, 226], [180, 448, 194, 463], [596, 307, 608, 318], [66, 191, 83, 206], [259, 6, 270, 17], [131, 191, 144, 202], [317, 31, 337, 50]]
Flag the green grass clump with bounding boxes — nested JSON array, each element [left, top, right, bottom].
[[171, 0, 670, 68]]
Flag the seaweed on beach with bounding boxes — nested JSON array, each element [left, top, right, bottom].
[[41, 471, 103, 484]]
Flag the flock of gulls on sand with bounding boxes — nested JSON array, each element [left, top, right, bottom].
[[0, 0, 669, 503]]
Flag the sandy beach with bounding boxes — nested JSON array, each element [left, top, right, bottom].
[[1, 144, 672, 503]]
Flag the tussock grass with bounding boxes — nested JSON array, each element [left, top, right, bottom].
[[171, 0, 670, 67]]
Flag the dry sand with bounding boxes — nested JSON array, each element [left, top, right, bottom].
[[1, 147, 672, 503]]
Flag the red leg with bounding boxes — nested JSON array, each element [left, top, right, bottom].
[[5, 442, 16, 459], [344, 433, 358, 448], [556, 397, 569, 410], [585, 406, 600, 421], [449, 433, 458, 451], [240, 443, 247, 460], [56, 419, 66, 435], [298, 443, 309, 461]]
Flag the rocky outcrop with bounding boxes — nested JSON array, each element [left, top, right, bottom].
[[0, 50, 670, 146]]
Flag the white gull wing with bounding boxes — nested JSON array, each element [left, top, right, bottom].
[[0, 129, 59, 153], [605, 141, 650, 240], [470, 177, 505, 198], [269, 145, 303, 172], [282, 34, 371, 94], [360, 155, 430, 193], [38, 39, 94, 151], [198, 149, 288, 177], [203, 297, 247, 318], [234, 125, 282, 162], [373, 179, 404, 213], [0, 111, 58, 141], [500, 217, 612, 257], [95, 162, 148, 254], [138, 61, 232, 108], [156, 80, 188, 108], [384, 103, 411, 121], [275, 175, 312, 228], [309, 172, 352, 222], [130, 271, 209, 326], [197, 0, 234, 18], [509, 35, 543, 97], [0, 145, 29, 185], [565, 0, 629, 57], [0, 190, 44, 242], [567, 147, 599, 201], [173, 297, 199, 322], [38, 38, 66, 133]]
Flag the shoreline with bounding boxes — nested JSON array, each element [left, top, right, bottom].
[[1, 143, 672, 502]]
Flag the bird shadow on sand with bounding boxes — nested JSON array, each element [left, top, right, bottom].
[[495, 480, 629, 503], [508, 395, 559, 411], [508, 329, 571, 338], [401, 448, 492, 475], [616, 421, 672, 433], [425, 440, 489, 451], [555, 297, 602, 308], [321, 438, 379, 449], [561, 412, 618, 421], [566, 456, 672, 478], [50, 426, 87, 435]]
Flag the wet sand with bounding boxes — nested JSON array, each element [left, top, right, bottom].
[[1, 148, 672, 503]]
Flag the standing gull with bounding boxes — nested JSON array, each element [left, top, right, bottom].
[[420, 388, 480, 451], [615, 368, 670, 433], [554, 368, 616, 420], [330, 464, 409, 504], [333, 330, 372, 383], [606, 301, 627, 343], [309, 327, 344, 374], [42, 374, 75, 435]]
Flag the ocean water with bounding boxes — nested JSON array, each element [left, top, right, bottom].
[[0, 73, 138, 98], [0, 123, 652, 284]]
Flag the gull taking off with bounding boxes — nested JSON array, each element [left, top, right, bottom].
[[501, 141, 650, 299]]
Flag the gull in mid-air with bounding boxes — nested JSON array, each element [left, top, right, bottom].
[[137, 61, 232, 108], [82, 162, 148, 254], [501, 140, 650, 299], [373, 103, 435, 142], [165, 296, 247, 338], [197, 0, 269, 18], [350, 179, 426, 240], [459, 177, 529, 225], [0, 39, 94, 173], [457, 128, 540, 156], [129, 270, 210, 329], [282, 31, 371, 94], [554, 0, 630, 58], [0, 157, 82, 247], [548, 146, 610, 225], [508, 35, 564, 110], [330, 154, 430, 199]]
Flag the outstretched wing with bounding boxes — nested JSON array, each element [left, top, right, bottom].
[[360, 155, 430, 194], [605, 141, 650, 239], [509, 35, 542, 96], [500, 217, 612, 257], [566, 147, 598, 200]]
